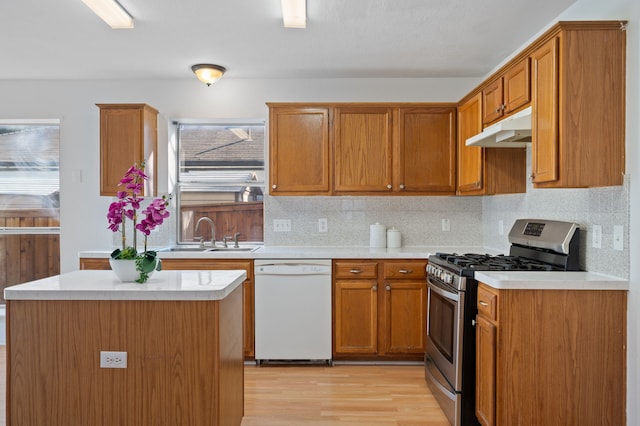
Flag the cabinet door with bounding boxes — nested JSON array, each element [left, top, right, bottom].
[[531, 37, 559, 184], [397, 107, 456, 193], [503, 58, 531, 114], [334, 106, 393, 192], [476, 314, 497, 426], [98, 104, 157, 196], [457, 93, 484, 193], [268, 106, 331, 194], [482, 78, 504, 124], [381, 280, 426, 355], [333, 279, 378, 355]]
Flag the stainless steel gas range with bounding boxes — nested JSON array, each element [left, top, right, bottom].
[[425, 219, 580, 426]]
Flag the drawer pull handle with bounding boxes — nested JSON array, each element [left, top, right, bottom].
[[349, 269, 362, 274], [479, 301, 489, 307], [399, 269, 413, 274]]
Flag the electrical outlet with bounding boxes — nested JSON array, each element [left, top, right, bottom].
[[273, 219, 291, 232], [318, 218, 328, 233], [498, 220, 504, 236], [592, 225, 602, 249], [100, 351, 127, 369], [613, 225, 623, 251], [442, 219, 450, 232]]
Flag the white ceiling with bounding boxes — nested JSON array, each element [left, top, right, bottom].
[[1, 0, 577, 81]]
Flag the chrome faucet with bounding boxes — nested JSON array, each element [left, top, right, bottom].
[[195, 217, 215, 247]]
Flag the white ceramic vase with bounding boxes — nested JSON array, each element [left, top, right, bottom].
[[109, 258, 155, 282]]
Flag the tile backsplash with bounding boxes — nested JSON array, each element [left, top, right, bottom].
[[483, 174, 630, 278], [264, 195, 483, 247], [265, 176, 630, 278]]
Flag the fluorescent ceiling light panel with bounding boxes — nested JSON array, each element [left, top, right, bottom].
[[81, 0, 134, 29], [281, 0, 306, 28]]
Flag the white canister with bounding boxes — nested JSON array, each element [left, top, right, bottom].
[[386, 228, 402, 248], [370, 223, 387, 248]]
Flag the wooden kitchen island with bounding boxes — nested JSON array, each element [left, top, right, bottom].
[[4, 269, 246, 426]]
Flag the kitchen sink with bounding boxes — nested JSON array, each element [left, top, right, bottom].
[[208, 247, 258, 252], [166, 245, 260, 253]]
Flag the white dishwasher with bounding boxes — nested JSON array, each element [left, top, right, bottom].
[[254, 259, 332, 364]]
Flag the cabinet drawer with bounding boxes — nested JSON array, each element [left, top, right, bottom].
[[334, 262, 378, 279], [477, 284, 498, 321], [383, 261, 427, 280]]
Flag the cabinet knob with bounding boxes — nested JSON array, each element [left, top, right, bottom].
[[349, 269, 362, 274], [495, 107, 501, 113], [399, 184, 405, 190], [385, 285, 391, 291], [372, 285, 377, 291], [399, 269, 412, 274], [272, 184, 277, 189], [387, 184, 392, 189]]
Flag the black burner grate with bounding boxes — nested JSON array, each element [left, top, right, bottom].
[[434, 252, 556, 272]]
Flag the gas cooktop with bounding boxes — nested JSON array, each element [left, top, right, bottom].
[[432, 252, 556, 272]]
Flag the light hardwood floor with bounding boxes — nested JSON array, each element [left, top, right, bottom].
[[0, 347, 447, 426], [242, 363, 449, 425]]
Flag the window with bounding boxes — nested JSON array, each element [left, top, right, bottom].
[[176, 122, 265, 244], [0, 120, 60, 294], [0, 120, 60, 210]]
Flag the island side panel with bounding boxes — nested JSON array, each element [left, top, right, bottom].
[[7, 296, 243, 426], [216, 283, 244, 426]]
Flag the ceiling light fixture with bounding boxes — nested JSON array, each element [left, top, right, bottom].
[[281, 0, 306, 28], [81, 0, 134, 29], [191, 64, 226, 86]]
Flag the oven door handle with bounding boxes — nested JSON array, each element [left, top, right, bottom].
[[427, 278, 460, 302]]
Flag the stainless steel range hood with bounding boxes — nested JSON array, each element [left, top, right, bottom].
[[465, 106, 532, 148]]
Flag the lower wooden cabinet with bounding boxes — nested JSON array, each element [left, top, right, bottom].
[[475, 282, 626, 426], [79, 257, 255, 359], [333, 260, 427, 360]]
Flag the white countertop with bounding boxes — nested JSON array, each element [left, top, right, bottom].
[[79, 245, 496, 260], [475, 271, 629, 290], [4, 269, 246, 301]]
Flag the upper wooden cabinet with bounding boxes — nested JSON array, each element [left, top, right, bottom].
[[334, 106, 394, 193], [97, 104, 158, 196], [396, 107, 456, 193], [457, 93, 526, 196], [482, 58, 530, 125], [268, 105, 331, 195], [268, 103, 457, 196], [530, 22, 626, 188]]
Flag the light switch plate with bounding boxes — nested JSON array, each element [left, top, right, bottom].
[[273, 219, 291, 232], [613, 225, 623, 251], [592, 225, 602, 249]]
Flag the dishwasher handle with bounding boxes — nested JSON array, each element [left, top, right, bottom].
[[255, 263, 332, 276]]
